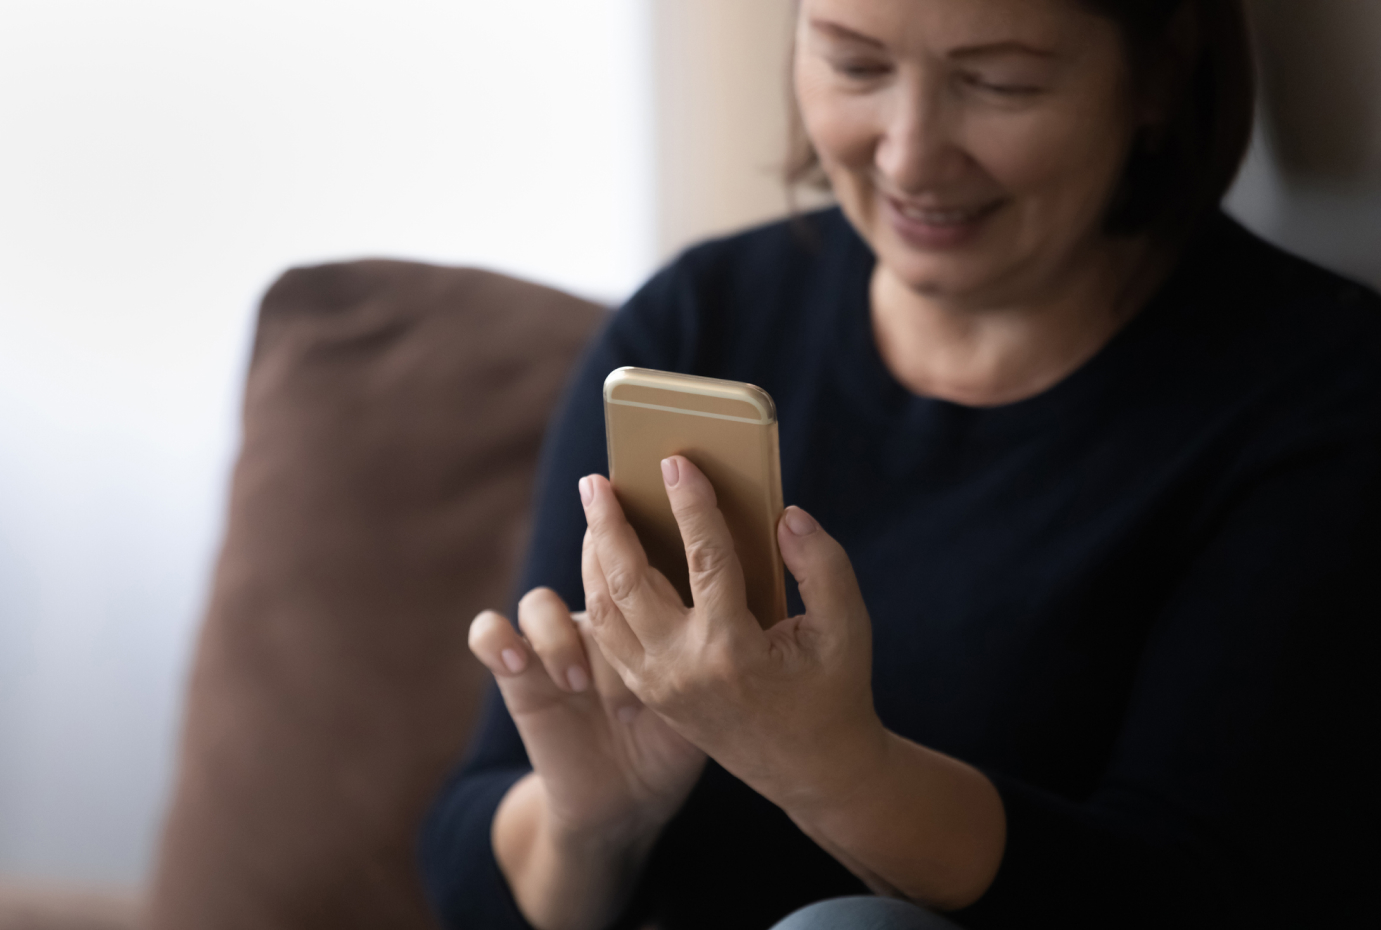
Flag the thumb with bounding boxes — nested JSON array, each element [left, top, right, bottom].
[[777, 506, 867, 627]]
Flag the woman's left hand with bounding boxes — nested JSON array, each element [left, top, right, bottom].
[[577, 455, 886, 814]]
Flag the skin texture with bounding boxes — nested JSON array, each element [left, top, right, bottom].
[[470, 595, 704, 930], [474, 460, 1004, 927], [473, 1, 1175, 926], [795, 0, 1164, 405]]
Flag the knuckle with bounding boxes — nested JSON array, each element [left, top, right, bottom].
[[585, 589, 619, 625], [604, 566, 641, 603], [668, 496, 698, 521], [702, 644, 739, 684], [685, 538, 734, 578], [637, 669, 672, 707]]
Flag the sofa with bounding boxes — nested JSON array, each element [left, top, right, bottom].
[[0, 261, 607, 929]]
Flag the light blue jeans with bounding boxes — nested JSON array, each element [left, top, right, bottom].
[[769, 896, 963, 930]]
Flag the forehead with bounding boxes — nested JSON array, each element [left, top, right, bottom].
[[799, 0, 1109, 55]]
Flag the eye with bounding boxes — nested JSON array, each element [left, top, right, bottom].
[[958, 72, 1042, 96], [830, 57, 892, 81]]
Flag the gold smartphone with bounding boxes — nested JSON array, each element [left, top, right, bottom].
[[603, 366, 787, 628]]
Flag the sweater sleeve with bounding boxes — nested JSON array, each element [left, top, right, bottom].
[[420, 262, 699, 929], [955, 422, 1381, 928]]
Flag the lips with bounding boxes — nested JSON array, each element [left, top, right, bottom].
[[888, 197, 1003, 226], [882, 193, 1005, 249]]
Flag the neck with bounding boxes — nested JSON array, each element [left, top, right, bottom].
[[869, 236, 1170, 407]]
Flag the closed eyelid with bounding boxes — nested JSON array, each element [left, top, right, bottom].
[[826, 52, 893, 73], [950, 55, 1058, 87]]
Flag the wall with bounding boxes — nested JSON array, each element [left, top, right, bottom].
[[652, 0, 802, 260], [0, 0, 654, 885]]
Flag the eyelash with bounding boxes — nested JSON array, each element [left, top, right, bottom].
[[829, 61, 1042, 97], [832, 60, 891, 80], [959, 74, 1041, 96]]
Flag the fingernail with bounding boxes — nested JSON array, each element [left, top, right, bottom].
[[501, 648, 526, 674], [784, 507, 818, 537], [661, 457, 680, 487], [617, 705, 638, 724], [579, 476, 593, 507], [566, 665, 589, 693]]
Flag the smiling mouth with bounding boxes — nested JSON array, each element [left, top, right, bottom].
[[887, 197, 1005, 227]]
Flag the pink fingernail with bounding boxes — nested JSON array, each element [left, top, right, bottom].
[[579, 476, 593, 506], [501, 648, 526, 674], [566, 665, 589, 693], [661, 457, 680, 487], [784, 507, 818, 537]]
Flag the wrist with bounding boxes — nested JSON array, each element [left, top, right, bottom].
[[762, 714, 895, 818], [782, 732, 1007, 910], [538, 798, 662, 872], [494, 775, 662, 930]]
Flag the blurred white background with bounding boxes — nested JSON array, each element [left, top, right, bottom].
[[1, 0, 1377, 893], [0, 0, 652, 884]]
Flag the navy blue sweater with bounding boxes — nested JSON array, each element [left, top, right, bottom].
[[424, 209, 1381, 929]]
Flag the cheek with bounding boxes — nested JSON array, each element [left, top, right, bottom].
[[968, 102, 1135, 222], [795, 64, 879, 173]]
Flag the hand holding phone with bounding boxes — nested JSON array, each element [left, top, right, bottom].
[[603, 367, 787, 628]]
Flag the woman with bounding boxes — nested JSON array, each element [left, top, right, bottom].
[[424, 0, 1381, 927]]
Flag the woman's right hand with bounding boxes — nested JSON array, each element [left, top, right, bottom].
[[468, 586, 706, 929]]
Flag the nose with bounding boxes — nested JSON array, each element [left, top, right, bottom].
[[873, 71, 966, 194]]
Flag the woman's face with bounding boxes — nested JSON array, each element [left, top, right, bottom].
[[795, 0, 1145, 307]]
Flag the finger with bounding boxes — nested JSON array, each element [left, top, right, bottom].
[[660, 455, 752, 627], [581, 525, 647, 671], [572, 611, 645, 724], [777, 506, 868, 630], [516, 588, 591, 694], [468, 609, 534, 679], [469, 610, 571, 717], [580, 474, 684, 640]]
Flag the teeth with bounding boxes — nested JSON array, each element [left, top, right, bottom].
[[895, 202, 989, 226]]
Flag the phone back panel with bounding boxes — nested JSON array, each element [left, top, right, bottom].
[[603, 367, 786, 628]]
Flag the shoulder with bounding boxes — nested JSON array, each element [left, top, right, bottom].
[[1162, 215, 1381, 469], [1189, 214, 1381, 353], [1173, 215, 1381, 398]]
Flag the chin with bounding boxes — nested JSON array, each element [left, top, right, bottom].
[[889, 258, 978, 300], [907, 277, 949, 298]]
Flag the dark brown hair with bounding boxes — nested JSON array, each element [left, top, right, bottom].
[[786, 0, 1256, 243]]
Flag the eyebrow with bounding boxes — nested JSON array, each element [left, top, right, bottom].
[[810, 19, 1057, 60], [949, 41, 1058, 60], [809, 19, 885, 49]]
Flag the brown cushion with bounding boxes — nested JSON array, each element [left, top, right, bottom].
[[0, 882, 140, 930], [146, 262, 606, 929]]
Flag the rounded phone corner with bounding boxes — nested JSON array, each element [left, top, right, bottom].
[[604, 367, 776, 425], [603, 366, 637, 403]]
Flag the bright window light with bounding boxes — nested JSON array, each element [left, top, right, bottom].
[[0, 0, 653, 883]]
